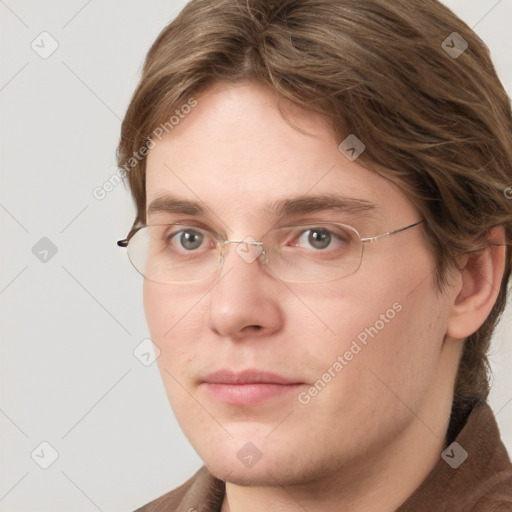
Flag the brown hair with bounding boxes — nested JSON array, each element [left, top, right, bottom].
[[117, 0, 512, 424]]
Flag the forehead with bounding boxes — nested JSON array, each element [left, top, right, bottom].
[[145, 82, 416, 226]]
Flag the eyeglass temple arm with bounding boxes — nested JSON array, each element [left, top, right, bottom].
[[360, 220, 423, 244], [118, 222, 145, 248]]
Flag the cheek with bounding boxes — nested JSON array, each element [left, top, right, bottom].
[[299, 246, 445, 406], [143, 281, 201, 336], [143, 282, 206, 420], [143, 282, 163, 334], [143, 281, 204, 370]]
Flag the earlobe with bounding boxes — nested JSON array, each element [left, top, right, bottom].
[[446, 226, 506, 340]]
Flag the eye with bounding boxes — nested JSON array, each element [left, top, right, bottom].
[[167, 227, 209, 252], [297, 228, 332, 249], [293, 225, 353, 251], [179, 229, 203, 250]]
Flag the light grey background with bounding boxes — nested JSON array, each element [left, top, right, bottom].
[[1, 1, 511, 511]]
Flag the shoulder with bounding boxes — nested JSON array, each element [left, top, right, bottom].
[[451, 403, 512, 511], [133, 466, 224, 512], [467, 470, 512, 512], [397, 402, 512, 511]]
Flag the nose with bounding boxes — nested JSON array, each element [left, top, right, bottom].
[[206, 239, 284, 339]]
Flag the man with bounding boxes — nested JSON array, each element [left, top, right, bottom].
[[117, 0, 512, 510]]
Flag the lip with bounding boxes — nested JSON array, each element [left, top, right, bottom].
[[203, 369, 298, 385], [201, 369, 303, 406]]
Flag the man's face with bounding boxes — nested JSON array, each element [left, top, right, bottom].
[[143, 81, 459, 486]]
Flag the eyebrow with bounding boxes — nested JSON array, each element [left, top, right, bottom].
[[147, 196, 205, 216], [267, 194, 379, 218], [146, 193, 379, 220]]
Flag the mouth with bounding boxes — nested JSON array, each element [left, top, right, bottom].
[[201, 369, 304, 406]]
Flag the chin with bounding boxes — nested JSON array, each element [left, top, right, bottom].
[[195, 434, 330, 489], [205, 457, 298, 487]]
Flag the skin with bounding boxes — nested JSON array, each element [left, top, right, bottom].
[[143, 81, 505, 511]]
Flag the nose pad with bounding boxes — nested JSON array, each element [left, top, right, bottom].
[[260, 249, 270, 265], [228, 237, 264, 265]]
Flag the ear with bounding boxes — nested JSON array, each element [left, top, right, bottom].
[[446, 226, 506, 340]]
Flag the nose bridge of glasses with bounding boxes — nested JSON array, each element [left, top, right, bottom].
[[222, 239, 264, 247], [220, 238, 267, 267]]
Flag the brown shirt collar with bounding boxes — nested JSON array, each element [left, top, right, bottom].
[[135, 402, 512, 511], [396, 402, 512, 511]]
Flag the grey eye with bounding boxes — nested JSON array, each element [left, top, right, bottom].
[[176, 229, 204, 250], [298, 228, 333, 250], [308, 229, 331, 249]]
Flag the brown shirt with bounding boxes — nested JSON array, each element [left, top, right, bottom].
[[135, 403, 512, 511]]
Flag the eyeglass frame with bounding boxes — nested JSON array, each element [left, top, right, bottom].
[[117, 219, 424, 284]]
